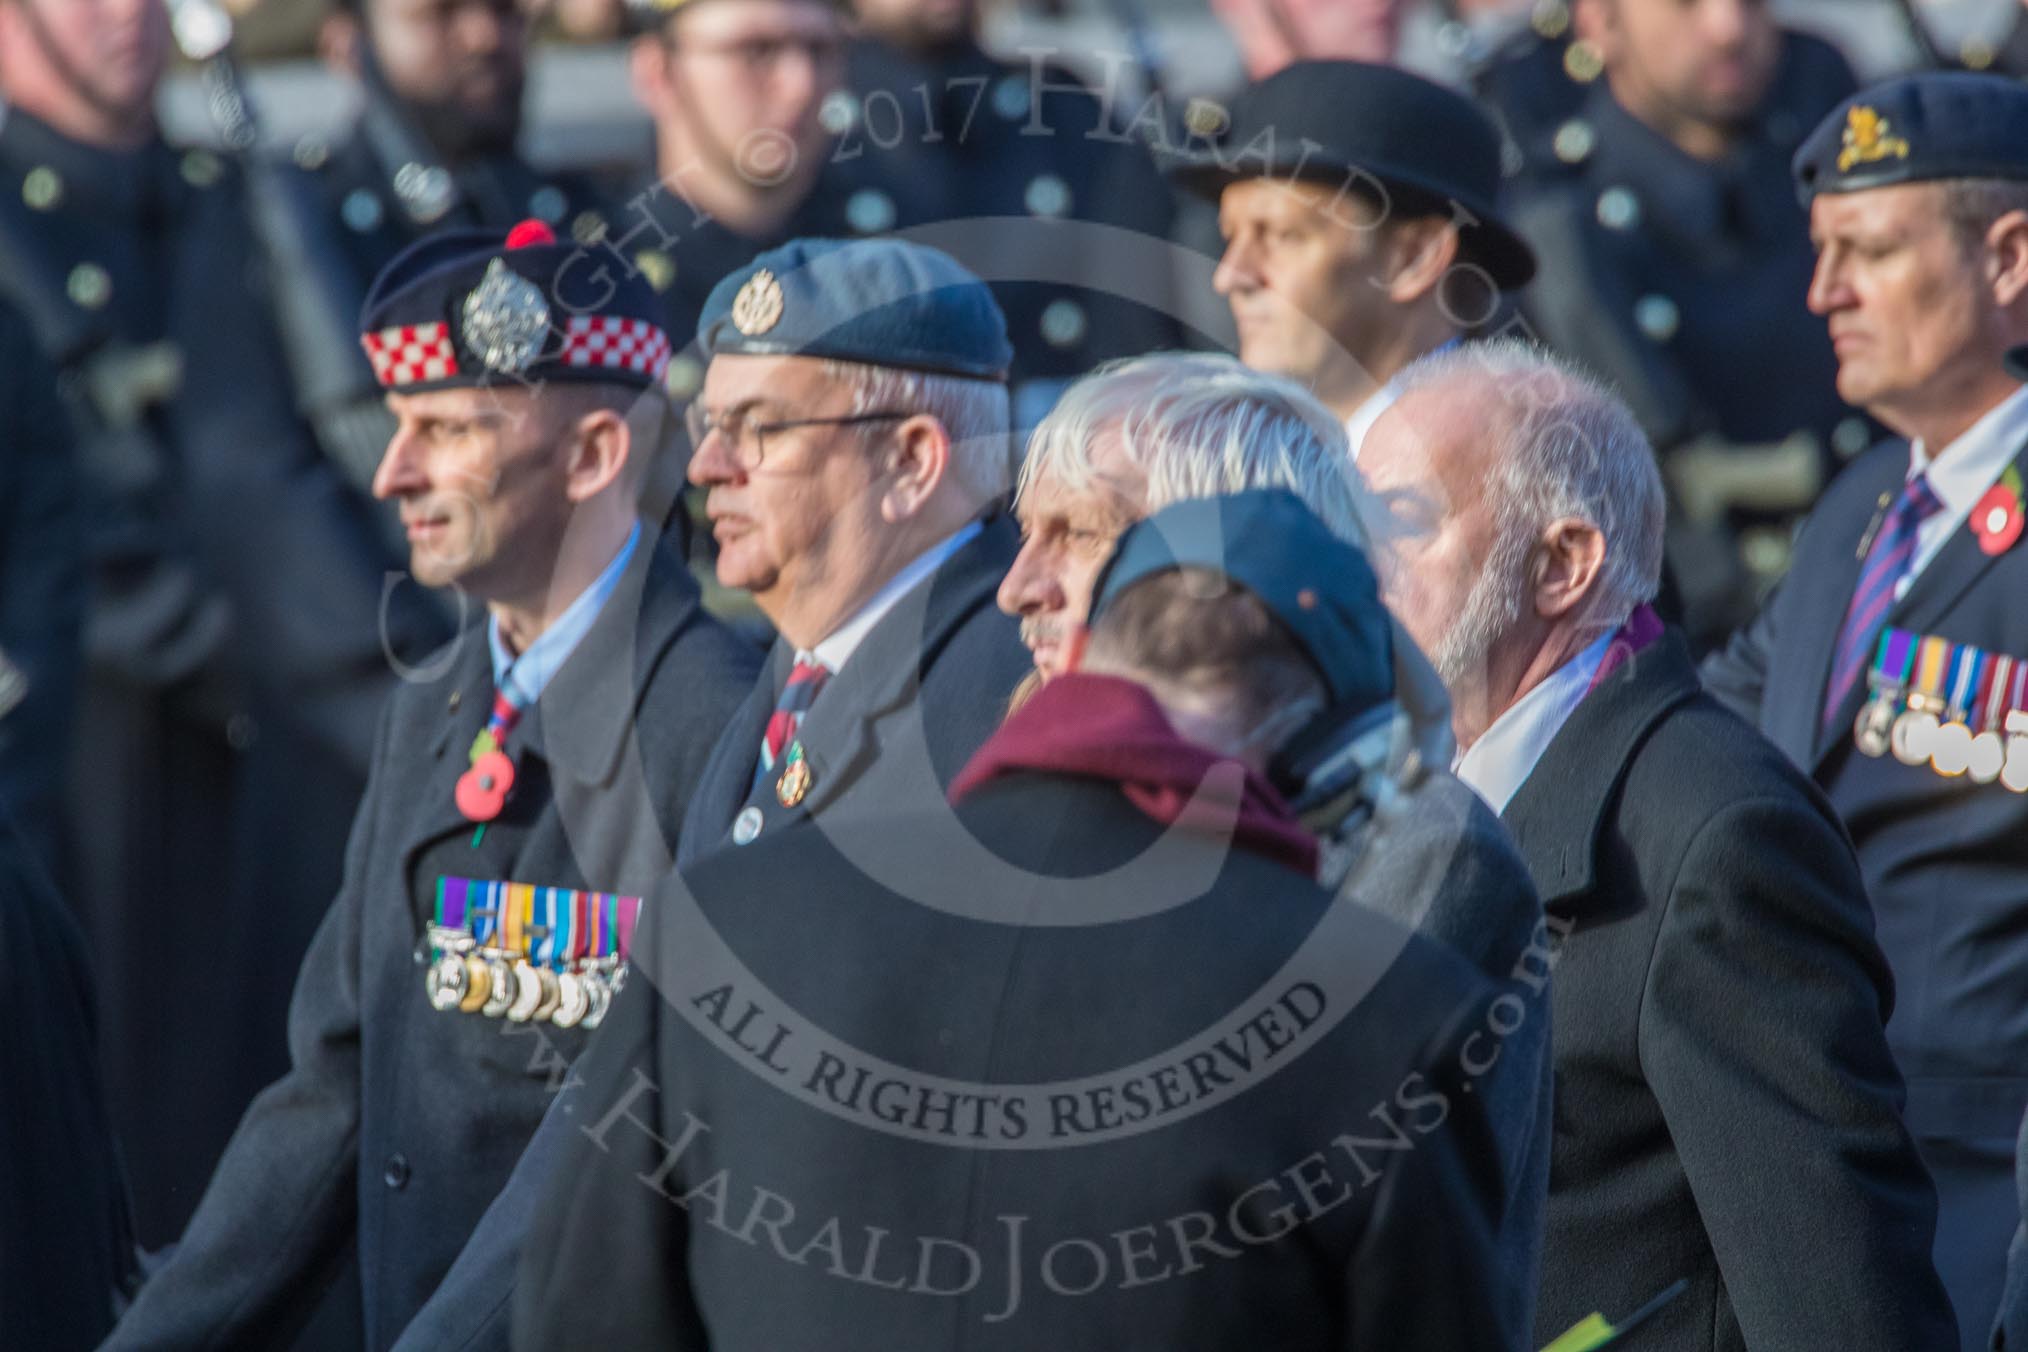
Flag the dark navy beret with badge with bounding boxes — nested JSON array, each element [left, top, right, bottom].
[[697, 237, 1013, 381], [1090, 488, 1394, 716], [1794, 71, 2028, 200], [1163, 59, 1536, 291], [359, 219, 673, 393]]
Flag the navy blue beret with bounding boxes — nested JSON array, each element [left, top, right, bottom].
[[697, 237, 1012, 381], [1795, 72, 2028, 200], [359, 219, 673, 393], [1089, 488, 1394, 714]]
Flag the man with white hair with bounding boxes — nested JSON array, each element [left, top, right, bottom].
[[1360, 338, 1957, 1350], [998, 350, 1552, 1333]]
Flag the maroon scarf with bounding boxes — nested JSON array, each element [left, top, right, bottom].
[[949, 673, 1319, 877]]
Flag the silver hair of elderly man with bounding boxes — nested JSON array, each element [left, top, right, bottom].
[[1018, 349, 1453, 775]]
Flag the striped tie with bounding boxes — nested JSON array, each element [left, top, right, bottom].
[[754, 657, 829, 791], [1821, 473, 1945, 735]]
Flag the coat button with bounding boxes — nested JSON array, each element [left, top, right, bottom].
[[383, 1154, 410, 1190]]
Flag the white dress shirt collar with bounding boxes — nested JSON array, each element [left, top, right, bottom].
[[1903, 383, 2028, 588], [1911, 382, 2028, 517], [1454, 628, 1616, 814], [1344, 336, 1462, 461], [806, 520, 981, 675]]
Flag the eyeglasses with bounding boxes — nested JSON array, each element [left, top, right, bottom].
[[684, 403, 911, 472]]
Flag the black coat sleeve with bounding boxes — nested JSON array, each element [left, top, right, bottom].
[[0, 303, 83, 866], [0, 812, 132, 1351], [1639, 791, 1958, 1349], [102, 705, 392, 1348], [510, 953, 707, 1350], [1348, 994, 1524, 1351], [1698, 581, 1779, 724]]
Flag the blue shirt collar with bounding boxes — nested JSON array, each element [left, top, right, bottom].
[[488, 521, 642, 706]]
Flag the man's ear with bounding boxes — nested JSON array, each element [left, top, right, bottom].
[[1988, 209, 2028, 309], [1531, 517, 1607, 622], [878, 414, 952, 523], [563, 409, 633, 504], [319, 10, 362, 79], [629, 32, 672, 112], [1381, 217, 1461, 306]]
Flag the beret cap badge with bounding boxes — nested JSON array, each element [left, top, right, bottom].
[[731, 268, 785, 336], [1837, 106, 1910, 174], [461, 258, 551, 374]]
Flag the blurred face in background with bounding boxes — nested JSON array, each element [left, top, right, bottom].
[[1210, 0, 1403, 79], [1214, 177, 1433, 416], [851, 0, 976, 55], [362, 0, 530, 158], [0, 0, 170, 147], [1577, 0, 1779, 155], [633, 0, 845, 206]]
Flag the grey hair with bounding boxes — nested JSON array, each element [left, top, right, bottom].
[[818, 359, 1012, 505], [1938, 177, 2028, 252], [1017, 352, 1372, 548], [1391, 338, 1665, 634]]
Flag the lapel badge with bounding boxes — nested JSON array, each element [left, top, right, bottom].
[[1837, 106, 1910, 174], [1973, 466, 2025, 556], [462, 258, 551, 373], [731, 268, 784, 335], [777, 744, 813, 808], [732, 805, 764, 846]]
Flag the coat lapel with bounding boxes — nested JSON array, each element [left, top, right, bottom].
[[397, 626, 500, 896], [1502, 632, 1702, 913], [396, 535, 708, 905], [785, 514, 1017, 818]]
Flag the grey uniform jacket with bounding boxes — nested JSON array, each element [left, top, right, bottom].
[[102, 540, 759, 1352], [389, 515, 1031, 1350]]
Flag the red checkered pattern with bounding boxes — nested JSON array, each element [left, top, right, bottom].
[[561, 316, 672, 382], [363, 323, 459, 387]]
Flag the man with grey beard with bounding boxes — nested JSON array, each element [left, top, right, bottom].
[[1358, 338, 1956, 1349], [996, 351, 1551, 1333]]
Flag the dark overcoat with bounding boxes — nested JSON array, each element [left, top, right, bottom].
[[101, 541, 758, 1351], [513, 769, 1520, 1351], [1519, 630, 1956, 1350], [385, 517, 1031, 1350]]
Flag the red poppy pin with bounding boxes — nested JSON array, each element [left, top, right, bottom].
[[1973, 465, 2026, 557]]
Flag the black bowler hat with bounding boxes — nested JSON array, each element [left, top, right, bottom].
[[1089, 489, 1394, 717], [1795, 71, 2028, 201], [359, 219, 674, 395], [1165, 60, 1536, 291]]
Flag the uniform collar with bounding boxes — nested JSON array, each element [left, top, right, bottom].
[[1455, 627, 1615, 814], [0, 104, 177, 222], [807, 520, 982, 676], [488, 521, 642, 704], [1908, 381, 2028, 519]]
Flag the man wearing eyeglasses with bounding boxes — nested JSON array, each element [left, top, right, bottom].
[[671, 235, 1031, 858], [380, 235, 1029, 1352]]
